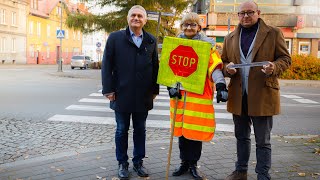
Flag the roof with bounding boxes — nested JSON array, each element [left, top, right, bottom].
[[29, 0, 88, 18]]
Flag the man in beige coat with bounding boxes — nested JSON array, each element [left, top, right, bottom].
[[221, 1, 291, 180]]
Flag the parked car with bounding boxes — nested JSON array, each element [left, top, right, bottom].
[[70, 55, 93, 69]]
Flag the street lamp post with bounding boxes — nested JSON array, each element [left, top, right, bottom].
[[58, 0, 63, 72]]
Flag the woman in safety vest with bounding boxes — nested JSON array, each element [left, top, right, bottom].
[[168, 12, 228, 180]]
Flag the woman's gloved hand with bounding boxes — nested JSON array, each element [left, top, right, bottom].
[[167, 87, 182, 99], [216, 83, 228, 103]]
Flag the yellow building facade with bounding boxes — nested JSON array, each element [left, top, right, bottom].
[[27, 0, 82, 64]]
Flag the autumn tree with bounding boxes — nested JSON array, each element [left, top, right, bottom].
[[65, 0, 193, 42]]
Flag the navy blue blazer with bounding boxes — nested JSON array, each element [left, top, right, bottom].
[[101, 27, 159, 112]]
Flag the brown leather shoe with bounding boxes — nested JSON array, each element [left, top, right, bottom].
[[225, 171, 247, 180]]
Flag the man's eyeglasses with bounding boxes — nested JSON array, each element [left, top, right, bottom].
[[182, 23, 198, 28], [238, 11, 255, 17]]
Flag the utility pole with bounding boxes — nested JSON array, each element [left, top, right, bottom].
[[58, 0, 63, 72], [228, 16, 230, 34]]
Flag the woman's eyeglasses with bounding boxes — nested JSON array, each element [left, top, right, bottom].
[[182, 23, 198, 28], [237, 11, 255, 17]]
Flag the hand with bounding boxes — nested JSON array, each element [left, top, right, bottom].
[[261, 61, 274, 75], [152, 94, 157, 99], [168, 87, 182, 99], [226, 62, 237, 75], [216, 83, 228, 103], [105, 93, 115, 101]]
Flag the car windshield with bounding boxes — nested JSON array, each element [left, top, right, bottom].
[[72, 56, 84, 60]]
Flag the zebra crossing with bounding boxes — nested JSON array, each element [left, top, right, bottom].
[[48, 86, 235, 132], [280, 94, 319, 104], [47, 86, 319, 133]]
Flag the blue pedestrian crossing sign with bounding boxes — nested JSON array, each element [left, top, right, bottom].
[[56, 30, 65, 39]]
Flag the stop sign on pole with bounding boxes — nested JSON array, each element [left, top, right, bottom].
[[169, 45, 198, 77], [157, 37, 211, 94]]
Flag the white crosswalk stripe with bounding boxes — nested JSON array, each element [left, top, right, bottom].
[[48, 88, 318, 133], [65, 104, 232, 119], [78, 98, 226, 109], [281, 94, 319, 104], [48, 114, 234, 131], [48, 87, 235, 132]]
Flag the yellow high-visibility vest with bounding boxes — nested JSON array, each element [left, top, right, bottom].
[[170, 48, 223, 142]]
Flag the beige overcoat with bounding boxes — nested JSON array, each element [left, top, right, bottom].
[[221, 18, 291, 116]]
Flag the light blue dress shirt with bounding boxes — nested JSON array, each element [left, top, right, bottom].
[[129, 28, 143, 48]]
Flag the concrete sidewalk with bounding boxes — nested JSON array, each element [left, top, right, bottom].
[[0, 134, 319, 180]]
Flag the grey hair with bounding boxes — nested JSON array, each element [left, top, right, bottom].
[[127, 5, 147, 19]]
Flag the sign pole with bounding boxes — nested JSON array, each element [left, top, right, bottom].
[[165, 82, 181, 180], [156, 12, 161, 43], [58, 0, 63, 72]]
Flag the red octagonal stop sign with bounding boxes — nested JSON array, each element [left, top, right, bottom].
[[169, 45, 199, 77]]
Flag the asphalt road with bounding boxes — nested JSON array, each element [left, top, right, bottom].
[[0, 64, 319, 165], [0, 64, 319, 136]]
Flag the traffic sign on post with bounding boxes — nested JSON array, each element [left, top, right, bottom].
[[169, 45, 198, 77], [56, 30, 65, 39], [157, 37, 212, 94], [146, 10, 175, 43], [147, 13, 160, 21], [96, 47, 102, 53]]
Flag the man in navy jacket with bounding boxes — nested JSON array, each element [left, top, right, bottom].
[[101, 5, 159, 180]]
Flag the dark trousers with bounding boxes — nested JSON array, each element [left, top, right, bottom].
[[179, 136, 202, 164], [115, 111, 148, 165], [233, 92, 273, 180]]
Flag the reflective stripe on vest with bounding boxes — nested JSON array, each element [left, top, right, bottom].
[[170, 91, 215, 142], [169, 47, 222, 142]]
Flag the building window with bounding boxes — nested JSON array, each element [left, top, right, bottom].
[[215, 0, 234, 3], [285, 39, 292, 54], [29, 21, 34, 35], [37, 22, 41, 36], [73, 31, 76, 40], [31, 0, 38, 10], [30, 45, 34, 57], [298, 41, 310, 55], [0, 37, 7, 53], [0, 37, 6, 52], [11, 12, 16, 26], [215, 5, 234, 12], [216, 36, 225, 43], [57, 7, 62, 16], [0, 9, 6, 24], [47, 25, 50, 37], [65, 30, 69, 39], [11, 38, 15, 52], [256, 0, 275, 4], [46, 47, 50, 58], [73, 47, 80, 55], [77, 31, 80, 40], [277, 0, 293, 5]]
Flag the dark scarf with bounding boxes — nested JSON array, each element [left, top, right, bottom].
[[240, 21, 259, 57]]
